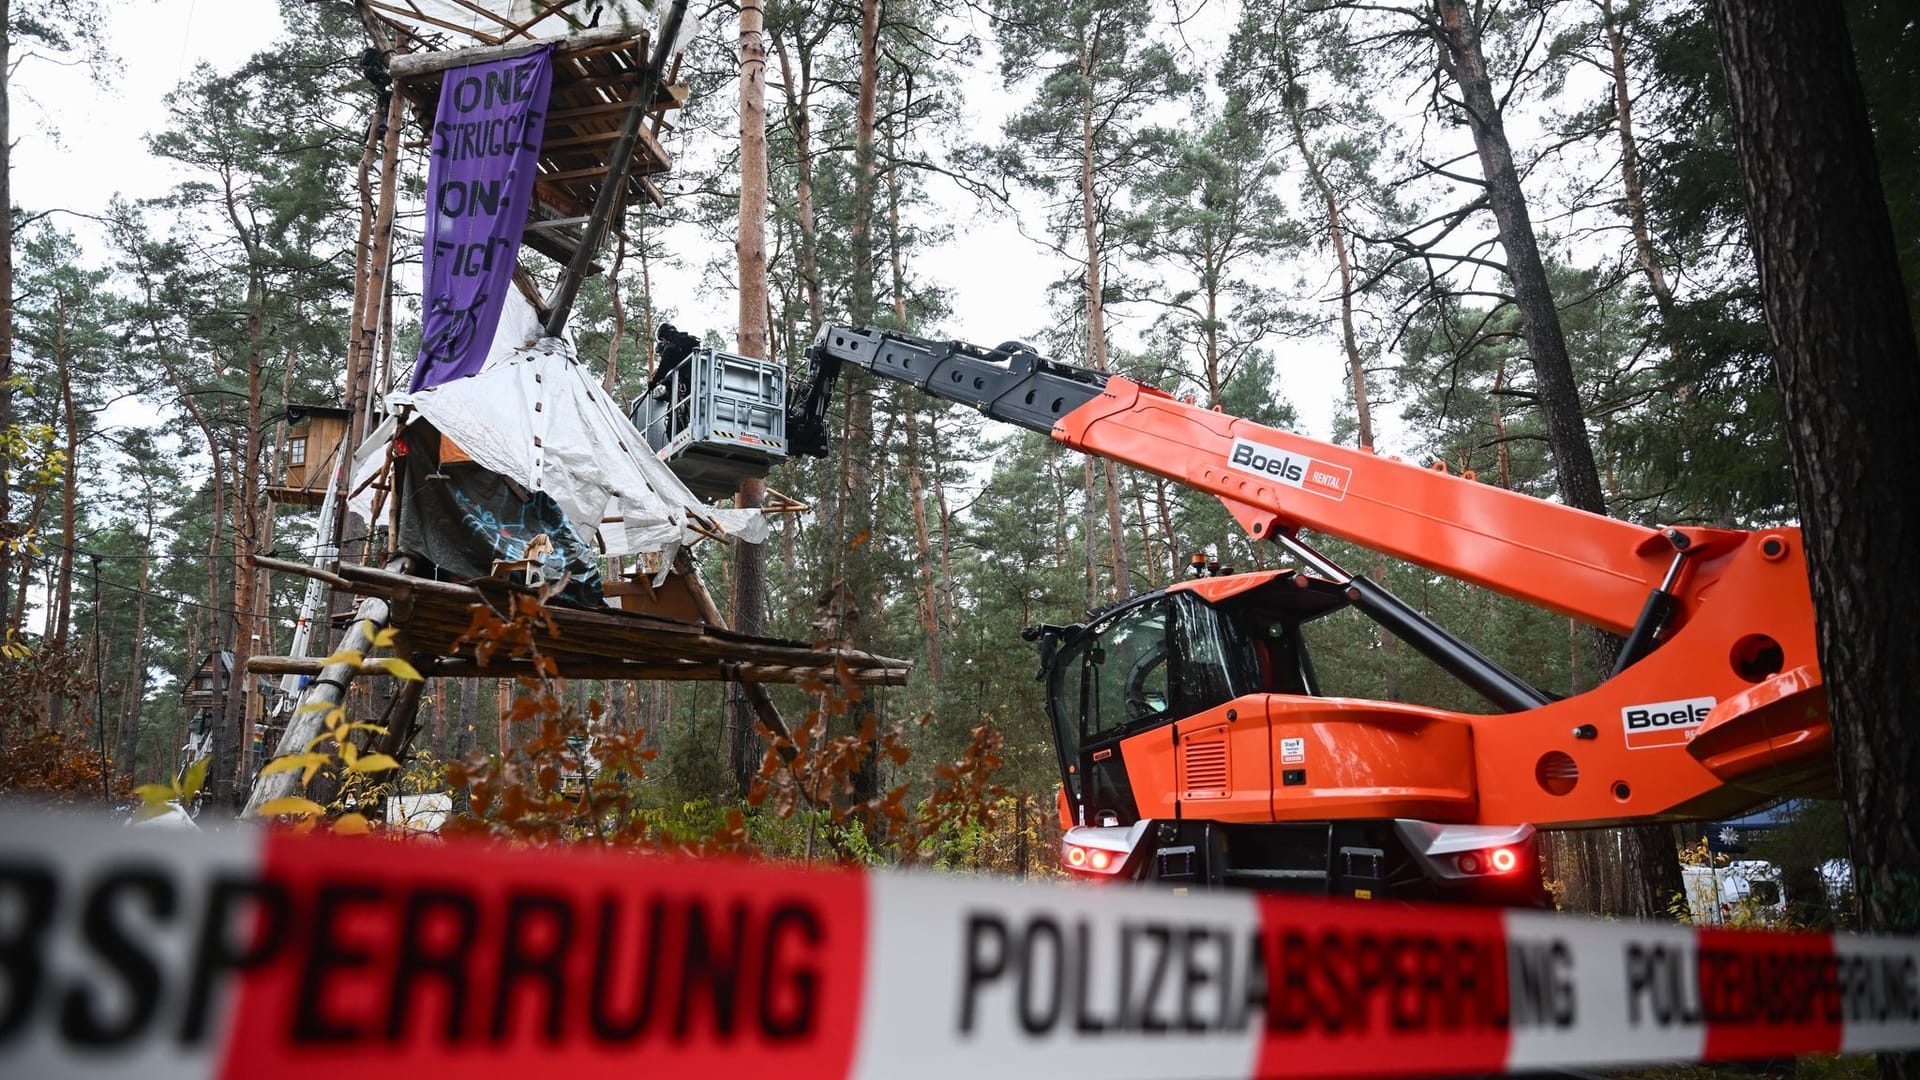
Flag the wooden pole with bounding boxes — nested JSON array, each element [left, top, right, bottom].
[[673, 550, 798, 760], [245, 654, 910, 685], [242, 593, 393, 816]]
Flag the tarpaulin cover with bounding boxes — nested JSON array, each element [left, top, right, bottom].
[[352, 302, 769, 565], [412, 46, 552, 390], [383, 1, 648, 38], [377, 2, 701, 54], [395, 435, 606, 605]]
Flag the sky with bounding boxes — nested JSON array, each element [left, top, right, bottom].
[[11, 0, 1355, 444]]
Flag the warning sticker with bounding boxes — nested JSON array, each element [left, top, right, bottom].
[[1281, 737, 1306, 765]]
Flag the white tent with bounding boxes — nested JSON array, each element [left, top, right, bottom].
[[350, 294, 768, 562]]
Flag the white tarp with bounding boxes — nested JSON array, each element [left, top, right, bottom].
[[349, 298, 769, 561], [380, 1, 648, 38], [377, 1, 700, 54]]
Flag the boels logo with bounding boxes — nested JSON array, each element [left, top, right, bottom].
[[1621, 696, 1716, 750], [1226, 437, 1351, 501]]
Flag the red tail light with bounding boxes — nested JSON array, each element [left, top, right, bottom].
[[1454, 845, 1523, 876], [1062, 841, 1125, 875]]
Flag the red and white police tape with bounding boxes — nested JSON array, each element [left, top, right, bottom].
[[1, 809, 1915, 1079]]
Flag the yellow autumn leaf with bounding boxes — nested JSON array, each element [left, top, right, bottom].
[[132, 801, 179, 822], [181, 756, 211, 798], [254, 796, 325, 818], [375, 656, 424, 682], [372, 627, 400, 648], [321, 648, 364, 668], [352, 752, 401, 774], [331, 813, 372, 836], [258, 753, 328, 778], [134, 782, 175, 805]]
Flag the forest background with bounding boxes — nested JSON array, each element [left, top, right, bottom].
[[0, 0, 1913, 922]]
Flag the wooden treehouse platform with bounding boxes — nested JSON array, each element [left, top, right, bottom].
[[250, 557, 911, 687], [388, 23, 684, 270]]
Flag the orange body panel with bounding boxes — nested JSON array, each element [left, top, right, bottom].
[[1116, 693, 1479, 824], [1267, 696, 1480, 821], [1053, 379, 1833, 829]]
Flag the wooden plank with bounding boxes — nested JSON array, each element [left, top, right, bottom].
[[246, 654, 910, 686], [546, 99, 641, 123], [390, 25, 645, 82], [537, 164, 611, 184], [524, 214, 594, 231], [538, 128, 626, 151]]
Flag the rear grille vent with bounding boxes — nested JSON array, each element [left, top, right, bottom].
[[1182, 737, 1229, 799]]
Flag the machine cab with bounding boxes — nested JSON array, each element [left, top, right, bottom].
[[1033, 570, 1349, 828]]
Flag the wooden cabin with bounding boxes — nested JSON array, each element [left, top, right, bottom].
[[270, 404, 351, 506], [181, 651, 233, 711]]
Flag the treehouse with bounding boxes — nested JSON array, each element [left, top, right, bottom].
[[180, 650, 234, 712], [268, 403, 351, 506]]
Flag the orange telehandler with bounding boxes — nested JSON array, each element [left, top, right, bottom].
[[785, 325, 1834, 904]]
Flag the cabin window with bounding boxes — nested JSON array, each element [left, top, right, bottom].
[[288, 436, 307, 466]]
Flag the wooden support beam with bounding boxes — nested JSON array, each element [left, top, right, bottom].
[[253, 555, 353, 591], [671, 551, 801, 759], [538, 164, 612, 184], [389, 24, 644, 83], [546, 99, 643, 122], [372, 674, 429, 779], [245, 655, 911, 686], [525, 214, 594, 231]]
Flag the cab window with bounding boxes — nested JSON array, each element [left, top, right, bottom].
[[1087, 599, 1172, 739]]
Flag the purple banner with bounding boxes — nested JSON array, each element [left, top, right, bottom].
[[411, 47, 553, 391]]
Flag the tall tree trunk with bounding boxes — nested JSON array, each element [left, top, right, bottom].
[[774, 30, 823, 333], [904, 410, 942, 677], [1077, 37, 1129, 600], [724, 0, 772, 799], [52, 309, 77, 652], [835, 0, 884, 813], [882, 106, 942, 678], [1710, 0, 1920, 997], [0, 0, 15, 630], [212, 267, 268, 808], [117, 494, 155, 780], [1433, 0, 1607, 519], [928, 414, 955, 627], [1081, 460, 1099, 608], [1599, 0, 1677, 321], [1434, 0, 1680, 914]]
